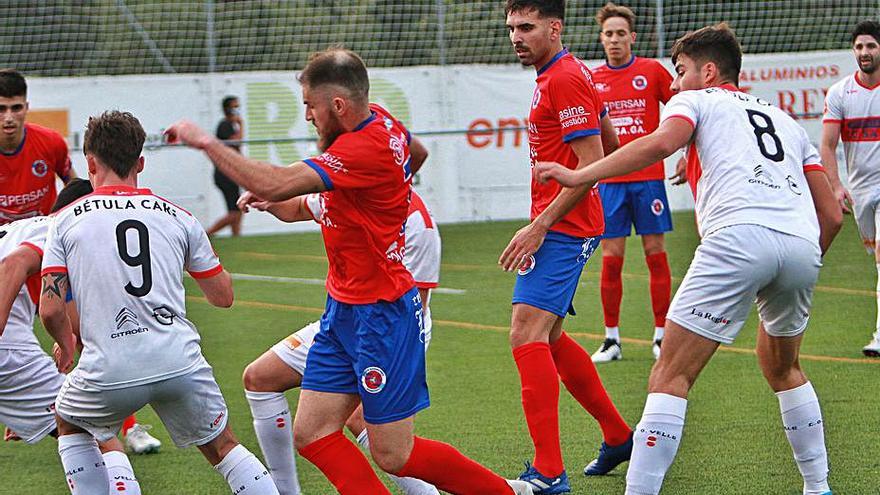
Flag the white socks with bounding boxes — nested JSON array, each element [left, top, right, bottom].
[[245, 390, 301, 495], [625, 393, 687, 495], [215, 444, 280, 494], [653, 327, 664, 342], [605, 326, 620, 341], [103, 450, 141, 494], [58, 433, 110, 495], [356, 430, 440, 495], [777, 382, 830, 495]]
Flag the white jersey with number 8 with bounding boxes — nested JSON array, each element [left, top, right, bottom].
[[41, 186, 223, 390], [661, 85, 824, 242]]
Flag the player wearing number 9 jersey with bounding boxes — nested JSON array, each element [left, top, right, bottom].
[[535, 24, 842, 495], [39, 111, 279, 495]]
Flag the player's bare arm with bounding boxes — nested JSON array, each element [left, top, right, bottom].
[[38, 271, 75, 372], [410, 136, 429, 174], [0, 245, 40, 334], [599, 114, 620, 156], [193, 269, 234, 308], [819, 120, 852, 213], [805, 169, 844, 255], [240, 193, 313, 223], [165, 119, 327, 201], [536, 118, 694, 188], [499, 134, 603, 271]]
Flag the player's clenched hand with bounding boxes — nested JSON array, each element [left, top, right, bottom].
[[164, 119, 215, 150], [237, 191, 271, 213], [52, 340, 74, 374], [669, 157, 688, 186], [833, 185, 853, 214], [499, 222, 547, 272], [534, 161, 580, 188]]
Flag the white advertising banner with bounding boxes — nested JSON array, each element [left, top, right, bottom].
[[22, 49, 856, 234]]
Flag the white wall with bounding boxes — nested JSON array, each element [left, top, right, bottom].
[[26, 49, 855, 235]]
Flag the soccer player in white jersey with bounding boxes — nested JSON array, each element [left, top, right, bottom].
[[39, 111, 279, 495], [820, 20, 880, 357], [0, 179, 144, 493], [239, 189, 441, 495], [537, 24, 842, 495]]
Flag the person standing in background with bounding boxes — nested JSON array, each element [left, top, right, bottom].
[[207, 96, 244, 237]]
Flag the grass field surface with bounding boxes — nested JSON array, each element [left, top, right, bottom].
[[2, 212, 877, 493]]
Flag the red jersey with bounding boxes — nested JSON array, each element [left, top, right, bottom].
[[304, 104, 415, 304], [528, 49, 606, 238], [0, 123, 72, 224], [592, 56, 674, 183]]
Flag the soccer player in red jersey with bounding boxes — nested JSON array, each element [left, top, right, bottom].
[[0, 69, 76, 225], [590, 3, 677, 363], [167, 48, 534, 495], [498, 1, 633, 492]]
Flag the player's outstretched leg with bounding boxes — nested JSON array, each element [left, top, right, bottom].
[[200, 426, 280, 494], [756, 328, 831, 495], [550, 331, 632, 476], [99, 436, 142, 494], [243, 350, 303, 495], [625, 324, 717, 495], [56, 415, 112, 495], [347, 406, 441, 495]]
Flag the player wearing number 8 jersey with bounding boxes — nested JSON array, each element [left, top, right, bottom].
[[39, 111, 279, 495], [536, 24, 842, 495]]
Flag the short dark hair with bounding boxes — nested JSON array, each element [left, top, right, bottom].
[[595, 2, 635, 32], [222, 96, 238, 113], [298, 48, 369, 104], [52, 178, 93, 212], [852, 20, 880, 45], [505, 0, 564, 20], [0, 69, 27, 98], [671, 23, 742, 85], [83, 111, 146, 179]]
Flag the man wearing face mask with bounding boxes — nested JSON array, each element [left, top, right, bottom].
[[207, 96, 244, 237]]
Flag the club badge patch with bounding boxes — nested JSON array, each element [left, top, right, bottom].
[[651, 198, 665, 216], [361, 366, 387, 394], [518, 255, 537, 276], [31, 160, 48, 178]]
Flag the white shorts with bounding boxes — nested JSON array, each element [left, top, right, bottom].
[[55, 362, 228, 448], [667, 224, 821, 345], [271, 311, 433, 376], [405, 212, 441, 288], [851, 188, 880, 252], [0, 349, 64, 444]]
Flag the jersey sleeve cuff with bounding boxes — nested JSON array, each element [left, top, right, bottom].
[[664, 114, 696, 129], [303, 159, 335, 190], [822, 118, 842, 124], [562, 128, 600, 143], [803, 164, 826, 174], [40, 266, 68, 276], [19, 242, 43, 257], [188, 264, 224, 279], [415, 281, 439, 289]]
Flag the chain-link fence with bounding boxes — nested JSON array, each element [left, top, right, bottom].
[[0, 1, 876, 76]]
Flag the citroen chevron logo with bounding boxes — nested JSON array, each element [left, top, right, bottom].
[[115, 308, 138, 330]]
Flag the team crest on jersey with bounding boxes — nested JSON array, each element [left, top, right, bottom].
[[531, 88, 543, 109], [651, 198, 664, 216], [632, 75, 648, 91], [361, 366, 386, 394], [518, 255, 536, 276], [31, 160, 48, 178]]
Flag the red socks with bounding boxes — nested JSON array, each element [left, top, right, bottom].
[[513, 342, 563, 477], [121, 415, 137, 436], [550, 332, 631, 446], [396, 436, 513, 494], [645, 252, 671, 328], [600, 255, 624, 328], [298, 430, 391, 495]]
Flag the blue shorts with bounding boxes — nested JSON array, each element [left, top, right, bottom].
[[599, 180, 673, 238], [512, 231, 599, 317], [300, 287, 430, 424]]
